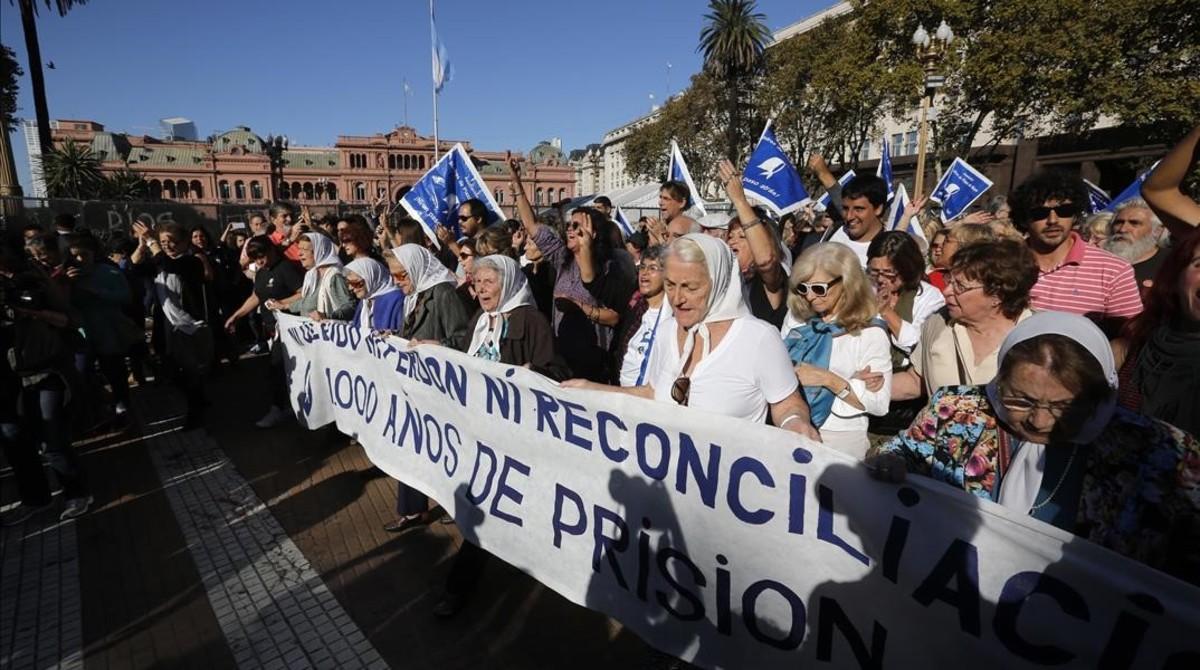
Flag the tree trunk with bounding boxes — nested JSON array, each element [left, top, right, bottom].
[[726, 76, 739, 163], [19, 0, 53, 157]]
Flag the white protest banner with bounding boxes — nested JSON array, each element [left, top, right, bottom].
[[277, 313, 1200, 669]]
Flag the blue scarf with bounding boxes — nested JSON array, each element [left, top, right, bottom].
[[784, 317, 846, 428]]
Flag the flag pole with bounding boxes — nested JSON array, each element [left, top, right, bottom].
[[430, 0, 440, 162]]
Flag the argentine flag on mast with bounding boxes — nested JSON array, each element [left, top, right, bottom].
[[887, 182, 927, 245], [667, 140, 707, 217], [430, 1, 453, 93]]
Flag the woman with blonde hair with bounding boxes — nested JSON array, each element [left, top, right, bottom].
[[939, 223, 997, 268], [783, 243, 892, 457]]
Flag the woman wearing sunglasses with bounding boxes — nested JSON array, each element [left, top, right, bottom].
[[865, 312, 1200, 585], [565, 234, 820, 441], [782, 243, 892, 458], [344, 257, 405, 334]]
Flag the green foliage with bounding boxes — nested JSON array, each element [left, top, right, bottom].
[[624, 72, 732, 194], [625, 0, 1199, 186], [0, 43, 21, 128], [698, 0, 771, 163], [101, 168, 149, 201], [40, 139, 103, 199]]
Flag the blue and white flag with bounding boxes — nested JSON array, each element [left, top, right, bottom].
[[430, 2, 453, 93], [815, 170, 856, 211], [877, 138, 895, 202], [741, 120, 810, 216], [1083, 179, 1111, 214], [667, 139, 707, 217], [886, 182, 927, 245], [930, 157, 993, 222], [400, 143, 503, 248], [1104, 161, 1159, 211], [612, 206, 635, 238]]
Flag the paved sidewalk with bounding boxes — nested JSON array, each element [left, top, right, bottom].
[[0, 358, 671, 669]]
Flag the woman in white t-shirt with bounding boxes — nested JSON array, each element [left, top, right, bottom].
[[616, 245, 669, 387], [782, 243, 892, 458], [565, 234, 820, 440]]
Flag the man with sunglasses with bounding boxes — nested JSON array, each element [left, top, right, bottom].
[[1013, 172, 1142, 335]]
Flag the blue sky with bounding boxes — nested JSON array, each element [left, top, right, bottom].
[[1, 0, 826, 192]]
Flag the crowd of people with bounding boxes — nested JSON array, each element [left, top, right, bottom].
[[3, 126, 1199, 618]]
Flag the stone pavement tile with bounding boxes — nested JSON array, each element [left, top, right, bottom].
[[206, 353, 665, 670]]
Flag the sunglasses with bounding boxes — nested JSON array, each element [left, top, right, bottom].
[[670, 376, 691, 407], [347, 279, 366, 289], [1029, 203, 1081, 220], [793, 276, 843, 297]]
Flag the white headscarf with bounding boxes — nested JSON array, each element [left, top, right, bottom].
[[670, 233, 749, 376], [466, 255, 536, 357], [345, 257, 397, 299], [986, 311, 1118, 513], [391, 244, 457, 318], [300, 232, 343, 297]]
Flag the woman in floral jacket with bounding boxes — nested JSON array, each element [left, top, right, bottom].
[[867, 312, 1200, 584]]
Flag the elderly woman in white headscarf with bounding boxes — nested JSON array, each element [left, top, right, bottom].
[[566, 234, 820, 440], [389, 244, 471, 344], [280, 232, 356, 321], [867, 311, 1200, 584], [345, 257, 405, 333]]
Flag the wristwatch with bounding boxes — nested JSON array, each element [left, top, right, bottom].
[[836, 385, 851, 400]]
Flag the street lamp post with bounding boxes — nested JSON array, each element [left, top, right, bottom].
[[265, 134, 288, 202], [912, 20, 954, 199]]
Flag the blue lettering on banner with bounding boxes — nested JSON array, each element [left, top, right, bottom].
[[743, 579, 807, 650], [490, 456, 531, 526], [596, 412, 629, 463], [552, 484, 587, 548], [560, 399, 594, 451], [728, 457, 776, 525], [592, 505, 630, 589], [818, 485, 869, 566], [675, 435, 720, 509], [468, 442, 499, 505]]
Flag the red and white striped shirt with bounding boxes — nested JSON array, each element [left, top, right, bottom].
[[1028, 232, 1142, 320]]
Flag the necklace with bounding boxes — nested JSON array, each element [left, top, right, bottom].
[[1028, 445, 1080, 513]]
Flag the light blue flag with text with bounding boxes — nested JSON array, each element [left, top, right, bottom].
[[400, 144, 503, 248], [930, 157, 993, 222]]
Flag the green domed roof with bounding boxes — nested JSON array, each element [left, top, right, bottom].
[[528, 142, 563, 165], [213, 126, 264, 154]]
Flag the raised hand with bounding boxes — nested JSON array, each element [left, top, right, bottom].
[[718, 159, 748, 204]]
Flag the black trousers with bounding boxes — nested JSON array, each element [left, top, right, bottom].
[[445, 541, 489, 598]]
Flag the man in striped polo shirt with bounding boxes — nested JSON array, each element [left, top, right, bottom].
[[1011, 171, 1142, 336]]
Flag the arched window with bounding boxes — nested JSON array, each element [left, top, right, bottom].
[[176, 180, 189, 199], [234, 181, 246, 200], [535, 188, 543, 205], [558, 188, 566, 202], [190, 180, 203, 200], [495, 189, 504, 204], [327, 183, 337, 201], [218, 180, 229, 200], [354, 182, 366, 201], [250, 181, 262, 200], [291, 182, 302, 199], [418, 156, 426, 170], [164, 181, 177, 199], [149, 180, 163, 199], [280, 182, 291, 200], [303, 182, 314, 200], [388, 155, 396, 170]]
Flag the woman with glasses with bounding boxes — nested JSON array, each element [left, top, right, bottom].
[[390, 244, 470, 346], [782, 243, 892, 457], [344, 257, 405, 334], [926, 228, 949, 290], [892, 240, 1038, 402], [565, 234, 820, 440], [335, 214, 379, 264], [614, 245, 669, 387], [866, 312, 1200, 584]]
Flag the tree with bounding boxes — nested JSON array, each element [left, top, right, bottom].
[[698, 0, 770, 163], [624, 72, 730, 195], [0, 43, 22, 128], [41, 139, 102, 199], [101, 168, 148, 201], [11, 0, 89, 155]]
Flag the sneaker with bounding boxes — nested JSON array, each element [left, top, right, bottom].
[[61, 496, 94, 520], [2, 501, 54, 527], [248, 343, 268, 355], [255, 405, 289, 429], [115, 402, 128, 416]]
